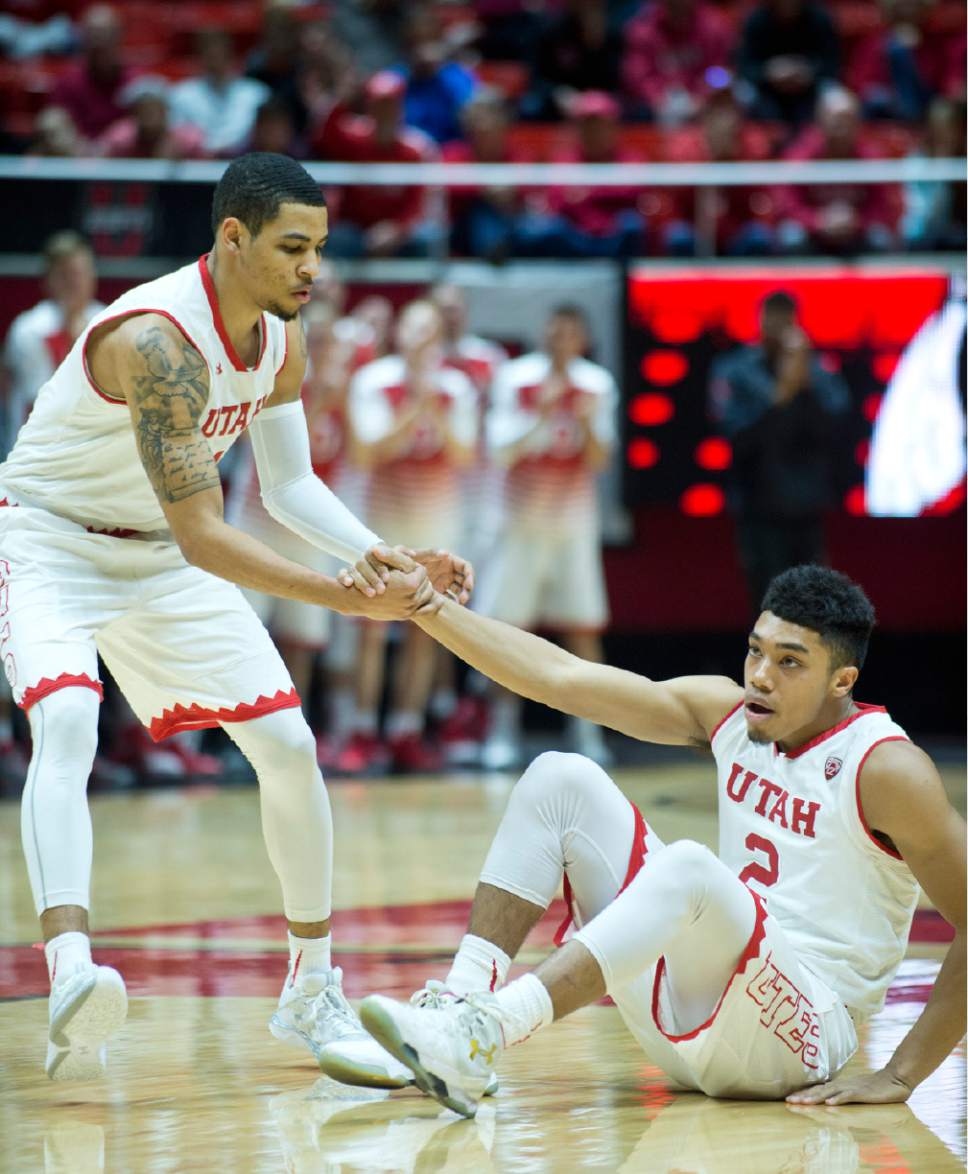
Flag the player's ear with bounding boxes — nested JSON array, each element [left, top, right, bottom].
[[219, 217, 246, 255], [831, 664, 858, 699]]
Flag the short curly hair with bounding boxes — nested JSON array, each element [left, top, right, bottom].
[[211, 152, 325, 238], [760, 565, 876, 670]]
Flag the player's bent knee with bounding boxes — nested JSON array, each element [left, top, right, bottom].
[[653, 839, 721, 888], [514, 750, 610, 806], [27, 687, 100, 770], [235, 707, 319, 776]]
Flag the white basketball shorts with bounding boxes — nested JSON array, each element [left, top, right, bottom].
[[0, 500, 300, 740], [476, 519, 609, 631], [613, 896, 859, 1100]]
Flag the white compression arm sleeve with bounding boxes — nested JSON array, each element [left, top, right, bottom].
[[248, 401, 382, 564]]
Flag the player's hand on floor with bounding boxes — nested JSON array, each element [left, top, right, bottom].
[[339, 544, 417, 597], [408, 548, 475, 604], [786, 1067, 913, 1106]]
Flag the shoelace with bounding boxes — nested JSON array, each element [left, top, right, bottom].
[[307, 983, 364, 1041], [410, 979, 458, 1010]]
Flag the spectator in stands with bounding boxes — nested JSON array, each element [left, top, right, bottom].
[[51, 4, 134, 140], [737, 0, 840, 127], [477, 304, 616, 770], [902, 96, 967, 251], [709, 290, 850, 613], [328, 0, 407, 77], [245, 95, 304, 158], [314, 70, 442, 258], [521, 0, 623, 121], [345, 299, 478, 773], [849, 0, 966, 123], [246, 7, 309, 135], [621, 0, 734, 124], [430, 282, 508, 763], [517, 91, 648, 258], [351, 295, 395, 359], [298, 21, 357, 131], [170, 29, 270, 157], [776, 86, 901, 254], [443, 88, 533, 261], [98, 76, 205, 159], [27, 106, 82, 156], [3, 230, 102, 450], [661, 80, 777, 256], [390, 4, 476, 145]]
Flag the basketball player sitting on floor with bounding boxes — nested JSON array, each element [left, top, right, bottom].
[[344, 565, 965, 1116]]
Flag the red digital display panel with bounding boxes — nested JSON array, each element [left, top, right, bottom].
[[625, 266, 962, 517]]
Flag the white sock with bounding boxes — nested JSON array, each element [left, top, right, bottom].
[[446, 933, 511, 994], [286, 932, 332, 987], [386, 711, 422, 738], [494, 973, 554, 1047], [352, 709, 378, 736], [429, 688, 457, 721], [45, 931, 92, 985], [489, 695, 520, 741]]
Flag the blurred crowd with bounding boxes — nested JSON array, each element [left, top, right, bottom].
[[0, 238, 617, 783], [0, 0, 965, 258]]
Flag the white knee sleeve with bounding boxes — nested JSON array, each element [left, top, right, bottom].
[[226, 708, 333, 924], [21, 688, 100, 916], [479, 751, 638, 921], [574, 840, 755, 1021]]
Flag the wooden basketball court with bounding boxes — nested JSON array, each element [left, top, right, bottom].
[[1, 762, 964, 1172]]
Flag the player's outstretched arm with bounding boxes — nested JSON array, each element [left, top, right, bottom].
[[96, 314, 430, 621], [787, 740, 966, 1106], [413, 594, 741, 746]]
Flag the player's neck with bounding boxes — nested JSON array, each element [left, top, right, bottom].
[[206, 252, 264, 355], [775, 696, 858, 755]]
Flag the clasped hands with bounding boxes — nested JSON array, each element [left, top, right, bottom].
[[337, 543, 473, 620]]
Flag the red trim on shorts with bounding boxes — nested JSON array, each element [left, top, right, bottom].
[[198, 255, 267, 372], [82, 308, 209, 404], [777, 703, 888, 761], [148, 687, 301, 742], [855, 736, 908, 860], [555, 802, 649, 947], [709, 699, 743, 745], [19, 672, 104, 712], [85, 525, 140, 539], [650, 888, 768, 1044]]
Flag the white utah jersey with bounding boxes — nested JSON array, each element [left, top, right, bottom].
[[712, 702, 920, 1019], [3, 297, 104, 447], [487, 352, 617, 530], [0, 256, 286, 534]]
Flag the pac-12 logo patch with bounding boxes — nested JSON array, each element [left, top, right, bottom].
[[824, 756, 843, 780]]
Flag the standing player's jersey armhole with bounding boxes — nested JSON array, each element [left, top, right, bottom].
[[82, 309, 209, 406], [274, 320, 289, 377]]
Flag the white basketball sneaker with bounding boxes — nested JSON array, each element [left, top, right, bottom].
[[360, 990, 505, 1118], [270, 966, 412, 1089], [410, 980, 499, 1096], [45, 963, 128, 1081]]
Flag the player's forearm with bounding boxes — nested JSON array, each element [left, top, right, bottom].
[[177, 515, 355, 614], [885, 929, 966, 1089], [414, 596, 578, 711]]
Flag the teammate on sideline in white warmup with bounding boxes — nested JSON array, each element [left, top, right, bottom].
[[353, 565, 966, 1116], [0, 153, 471, 1084]]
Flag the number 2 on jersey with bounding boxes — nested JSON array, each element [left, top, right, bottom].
[[739, 832, 779, 888]]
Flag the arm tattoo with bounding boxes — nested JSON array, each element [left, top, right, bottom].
[[131, 325, 220, 504]]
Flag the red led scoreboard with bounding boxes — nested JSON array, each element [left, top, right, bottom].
[[624, 265, 957, 517]]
